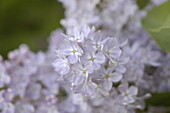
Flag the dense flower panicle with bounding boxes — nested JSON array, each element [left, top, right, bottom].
[[0, 0, 169, 113], [50, 24, 151, 113], [52, 26, 127, 96]]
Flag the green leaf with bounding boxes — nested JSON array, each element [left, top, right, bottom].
[[136, 0, 150, 9], [142, 0, 170, 53], [146, 92, 170, 106]]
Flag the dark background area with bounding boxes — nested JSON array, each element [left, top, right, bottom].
[[0, 0, 64, 58], [0, 0, 150, 58]]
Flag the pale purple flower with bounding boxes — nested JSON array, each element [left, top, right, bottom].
[[82, 47, 105, 70], [103, 38, 122, 59], [73, 79, 96, 97], [110, 55, 129, 73], [92, 67, 123, 91], [59, 41, 83, 64], [52, 57, 70, 75], [86, 31, 108, 50], [71, 63, 93, 85], [118, 84, 138, 105], [68, 25, 95, 43]]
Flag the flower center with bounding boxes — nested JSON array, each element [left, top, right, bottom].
[[133, 61, 137, 64], [106, 52, 109, 55], [125, 93, 129, 96], [82, 70, 87, 73], [105, 74, 110, 78], [73, 50, 77, 53], [91, 57, 95, 61]]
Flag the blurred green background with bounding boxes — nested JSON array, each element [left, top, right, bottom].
[[0, 0, 151, 58], [0, 0, 64, 58]]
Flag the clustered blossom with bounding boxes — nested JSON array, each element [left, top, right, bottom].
[[0, 0, 169, 113], [52, 26, 128, 97]]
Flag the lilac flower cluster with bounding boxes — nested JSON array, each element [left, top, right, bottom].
[[0, 0, 169, 113], [52, 25, 128, 95]]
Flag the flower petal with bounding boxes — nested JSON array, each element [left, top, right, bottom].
[[123, 96, 135, 104], [103, 79, 112, 91], [95, 52, 105, 64], [73, 74, 85, 85], [58, 65, 70, 75], [116, 65, 126, 73], [110, 72, 123, 82], [110, 48, 122, 59], [128, 86, 138, 96], [93, 62, 101, 70], [83, 83, 95, 97], [52, 58, 65, 68], [118, 84, 128, 94], [68, 54, 79, 64]]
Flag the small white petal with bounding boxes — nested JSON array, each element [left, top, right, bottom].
[[63, 74, 74, 83], [58, 65, 70, 75], [123, 96, 135, 104], [52, 58, 64, 68], [68, 54, 79, 64], [110, 72, 123, 82], [109, 48, 122, 58], [119, 57, 130, 64], [99, 38, 109, 46], [118, 84, 128, 94], [60, 49, 72, 56], [73, 84, 83, 94], [74, 74, 85, 85], [95, 52, 105, 64], [103, 79, 112, 91], [86, 64, 94, 73], [52, 58, 70, 75], [128, 86, 138, 96], [93, 62, 101, 70], [116, 65, 126, 73], [83, 83, 95, 97]]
